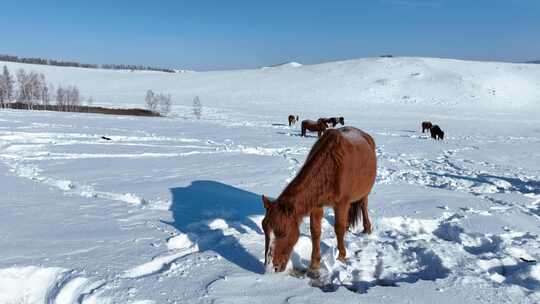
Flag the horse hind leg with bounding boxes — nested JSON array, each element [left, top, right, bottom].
[[334, 203, 349, 262], [359, 197, 372, 234], [309, 207, 324, 270]]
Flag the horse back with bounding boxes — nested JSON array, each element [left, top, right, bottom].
[[319, 127, 377, 200]]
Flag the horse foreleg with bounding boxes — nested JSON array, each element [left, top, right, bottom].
[[333, 203, 349, 262], [309, 207, 323, 270]]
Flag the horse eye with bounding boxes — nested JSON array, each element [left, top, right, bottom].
[[274, 227, 286, 238]]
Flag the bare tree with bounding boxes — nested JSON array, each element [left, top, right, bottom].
[[16, 69, 39, 109], [192, 96, 202, 119], [45, 83, 55, 110], [67, 85, 80, 111], [145, 89, 158, 112], [56, 86, 66, 111], [0, 66, 14, 107], [158, 93, 171, 115], [36, 73, 47, 107], [16, 69, 28, 105], [55, 85, 80, 111]]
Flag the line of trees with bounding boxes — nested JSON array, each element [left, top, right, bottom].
[[145, 90, 171, 115], [0, 54, 175, 73], [0, 65, 82, 110], [102, 64, 175, 73]]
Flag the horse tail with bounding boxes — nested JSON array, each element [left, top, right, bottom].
[[348, 198, 365, 230]]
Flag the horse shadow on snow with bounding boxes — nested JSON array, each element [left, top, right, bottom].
[[166, 180, 265, 274]]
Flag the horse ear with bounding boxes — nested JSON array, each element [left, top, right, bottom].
[[279, 203, 294, 216], [262, 195, 272, 209]]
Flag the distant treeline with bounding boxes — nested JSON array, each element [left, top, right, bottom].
[[526, 60, 540, 64], [4, 102, 161, 117], [0, 54, 176, 73]]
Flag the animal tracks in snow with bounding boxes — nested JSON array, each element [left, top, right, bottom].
[[286, 211, 539, 294]]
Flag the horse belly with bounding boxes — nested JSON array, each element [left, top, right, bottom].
[[337, 147, 376, 201]]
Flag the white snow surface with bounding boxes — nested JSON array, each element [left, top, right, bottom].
[[1, 57, 540, 303]]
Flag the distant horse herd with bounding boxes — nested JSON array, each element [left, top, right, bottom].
[[288, 115, 346, 138], [261, 115, 446, 273], [289, 115, 444, 140], [422, 121, 444, 140]]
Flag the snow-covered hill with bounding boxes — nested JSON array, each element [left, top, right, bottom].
[[1, 57, 540, 303], [2, 57, 540, 112]]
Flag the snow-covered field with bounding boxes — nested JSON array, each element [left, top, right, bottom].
[[1, 58, 540, 303]]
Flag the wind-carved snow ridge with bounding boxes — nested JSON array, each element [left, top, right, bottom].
[[121, 233, 199, 279], [0, 266, 111, 304], [4, 160, 149, 206]]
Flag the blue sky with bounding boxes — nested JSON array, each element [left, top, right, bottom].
[[1, 0, 539, 70]]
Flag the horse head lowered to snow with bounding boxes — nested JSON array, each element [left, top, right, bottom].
[[301, 119, 329, 137], [262, 126, 377, 272]]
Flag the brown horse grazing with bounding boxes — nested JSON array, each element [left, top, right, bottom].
[[262, 127, 377, 272], [421, 121, 433, 133], [301, 119, 329, 137], [288, 115, 297, 126], [430, 125, 444, 140], [322, 117, 345, 127]]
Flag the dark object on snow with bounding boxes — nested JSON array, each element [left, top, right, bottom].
[[430, 125, 444, 140], [101, 136, 112, 141], [4, 102, 161, 117], [519, 257, 537, 263], [421, 121, 433, 133]]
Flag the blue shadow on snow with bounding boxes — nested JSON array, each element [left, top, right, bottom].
[[165, 180, 265, 274]]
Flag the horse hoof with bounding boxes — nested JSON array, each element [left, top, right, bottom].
[[309, 262, 320, 271], [363, 228, 373, 234], [307, 268, 321, 279], [337, 256, 347, 263]]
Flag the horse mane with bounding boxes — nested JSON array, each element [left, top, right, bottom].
[[278, 130, 343, 216]]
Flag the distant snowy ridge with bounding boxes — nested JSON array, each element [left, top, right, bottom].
[[262, 61, 303, 69], [1, 57, 540, 112]]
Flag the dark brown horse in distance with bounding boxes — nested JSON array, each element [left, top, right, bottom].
[[322, 117, 345, 127], [301, 119, 329, 137], [421, 121, 433, 133], [288, 115, 299, 126], [430, 125, 444, 140], [262, 126, 377, 272]]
